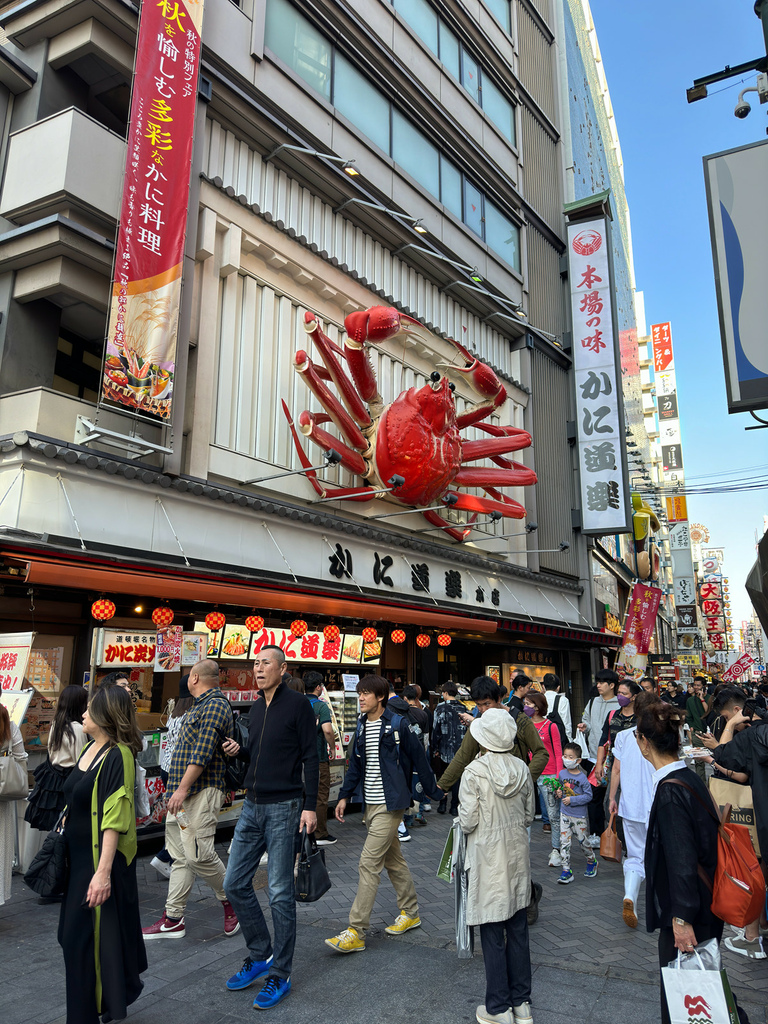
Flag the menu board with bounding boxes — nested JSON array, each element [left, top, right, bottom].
[[0, 689, 33, 727], [193, 621, 222, 657], [155, 626, 183, 673], [220, 625, 250, 659], [26, 647, 65, 692], [181, 632, 207, 666], [0, 632, 35, 690], [22, 691, 57, 746]]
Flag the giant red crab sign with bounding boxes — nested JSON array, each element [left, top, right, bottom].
[[282, 306, 536, 542]]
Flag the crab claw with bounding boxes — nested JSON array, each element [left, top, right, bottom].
[[344, 306, 422, 343], [440, 338, 506, 408]]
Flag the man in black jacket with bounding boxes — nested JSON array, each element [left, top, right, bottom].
[[222, 645, 318, 1010]]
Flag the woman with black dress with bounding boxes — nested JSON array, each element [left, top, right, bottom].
[[26, 684, 88, 835], [59, 685, 147, 1024], [638, 701, 749, 1024]]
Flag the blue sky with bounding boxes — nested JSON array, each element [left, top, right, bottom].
[[589, 0, 768, 645]]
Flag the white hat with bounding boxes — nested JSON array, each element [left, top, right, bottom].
[[469, 707, 517, 752]]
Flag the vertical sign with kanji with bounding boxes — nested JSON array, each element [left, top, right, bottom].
[[102, 0, 206, 421], [567, 217, 629, 534]]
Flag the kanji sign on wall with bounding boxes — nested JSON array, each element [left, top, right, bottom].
[[102, 0, 206, 421], [567, 216, 629, 534]]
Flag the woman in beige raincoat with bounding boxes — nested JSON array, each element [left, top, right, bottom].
[[459, 708, 535, 1024]]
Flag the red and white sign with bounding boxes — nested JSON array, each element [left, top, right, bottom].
[[99, 630, 157, 667], [102, 0, 206, 421], [651, 322, 674, 373], [155, 625, 183, 672], [619, 583, 662, 657], [722, 653, 755, 682], [0, 632, 35, 691]]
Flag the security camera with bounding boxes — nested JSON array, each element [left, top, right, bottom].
[[734, 99, 751, 119]]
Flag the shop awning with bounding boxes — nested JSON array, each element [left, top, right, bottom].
[[11, 550, 498, 634]]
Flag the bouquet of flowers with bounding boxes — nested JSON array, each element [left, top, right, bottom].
[[539, 775, 574, 798]]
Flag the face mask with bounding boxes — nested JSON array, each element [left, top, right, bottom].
[[524, 705, 536, 717], [562, 757, 579, 770], [617, 693, 632, 708]]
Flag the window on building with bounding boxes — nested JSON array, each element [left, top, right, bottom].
[[392, 109, 440, 196], [484, 0, 512, 33], [482, 76, 516, 145], [393, 0, 438, 53], [484, 199, 520, 273], [334, 53, 391, 154], [264, 0, 332, 99], [53, 330, 102, 402]]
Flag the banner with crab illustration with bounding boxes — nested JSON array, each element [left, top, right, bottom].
[[102, 0, 205, 421]]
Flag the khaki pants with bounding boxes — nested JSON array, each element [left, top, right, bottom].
[[165, 787, 226, 919], [316, 762, 331, 838], [349, 803, 418, 936]]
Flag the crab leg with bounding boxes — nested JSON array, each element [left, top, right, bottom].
[[303, 313, 372, 427], [454, 464, 537, 488], [298, 412, 367, 475], [447, 491, 527, 520], [294, 351, 369, 451], [421, 508, 473, 543], [281, 401, 377, 501], [344, 306, 425, 405], [460, 433, 532, 462]]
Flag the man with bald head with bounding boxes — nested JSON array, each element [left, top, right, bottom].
[[222, 645, 319, 1009], [144, 658, 237, 940]]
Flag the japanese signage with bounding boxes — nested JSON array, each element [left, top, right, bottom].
[[676, 653, 702, 667], [567, 216, 629, 534], [0, 632, 35, 691], [181, 632, 207, 665], [724, 655, 753, 679], [666, 496, 688, 522], [617, 582, 662, 663], [249, 628, 380, 666], [155, 625, 183, 672], [651, 323, 685, 483], [26, 648, 65, 692], [651, 322, 674, 373], [676, 605, 697, 633], [102, 0, 206, 420], [699, 576, 728, 652], [99, 630, 157, 667]]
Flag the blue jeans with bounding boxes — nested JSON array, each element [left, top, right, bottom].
[[223, 798, 301, 979]]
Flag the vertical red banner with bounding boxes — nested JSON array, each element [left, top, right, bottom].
[[102, 0, 205, 420], [619, 582, 662, 657]]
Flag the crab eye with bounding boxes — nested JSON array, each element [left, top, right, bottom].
[[430, 371, 441, 383], [449, 382, 456, 392]]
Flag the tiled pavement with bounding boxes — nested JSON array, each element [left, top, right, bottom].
[[2, 810, 767, 1024]]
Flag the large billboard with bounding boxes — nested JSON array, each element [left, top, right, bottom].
[[704, 139, 768, 413]]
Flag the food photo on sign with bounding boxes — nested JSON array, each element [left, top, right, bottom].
[[154, 625, 182, 672]]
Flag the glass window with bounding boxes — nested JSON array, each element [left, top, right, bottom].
[[440, 156, 462, 218], [485, 199, 520, 272], [482, 77, 516, 145], [265, 0, 331, 99], [394, 0, 438, 55], [392, 110, 440, 196], [463, 178, 484, 239], [438, 21, 460, 79], [460, 50, 480, 104], [333, 53, 391, 154], [484, 0, 511, 33]]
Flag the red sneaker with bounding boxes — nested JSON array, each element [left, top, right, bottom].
[[142, 913, 185, 940], [222, 899, 240, 936]]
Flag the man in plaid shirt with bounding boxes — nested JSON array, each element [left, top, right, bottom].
[[143, 659, 239, 940]]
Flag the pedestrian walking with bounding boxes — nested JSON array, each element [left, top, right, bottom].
[[150, 674, 193, 879], [523, 691, 563, 859], [58, 685, 146, 1024], [458, 709, 535, 1024], [25, 684, 87, 835], [542, 673, 573, 742], [222, 645, 318, 1009], [578, 668, 619, 842], [431, 681, 467, 815], [304, 670, 337, 846], [0, 702, 27, 907], [608, 691, 659, 928], [325, 674, 440, 954], [555, 741, 598, 885], [685, 675, 711, 781], [142, 659, 238, 942]]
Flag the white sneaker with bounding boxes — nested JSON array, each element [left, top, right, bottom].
[[548, 849, 562, 868], [422, 803, 432, 812], [150, 855, 172, 879], [513, 1002, 533, 1024]]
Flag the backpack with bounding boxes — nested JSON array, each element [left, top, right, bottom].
[[547, 694, 568, 750], [223, 711, 249, 791], [664, 779, 766, 928]]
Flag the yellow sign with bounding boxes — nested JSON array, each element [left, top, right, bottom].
[[605, 611, 622, 635], [666, 496, 688, 522], [676, 653, 701, 666]]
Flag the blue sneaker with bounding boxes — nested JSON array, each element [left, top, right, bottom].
[[226, 955, 274, 990], [557, 869, 574, 885], [584, 861, 598, 878], [254, 975, 291, 1009]]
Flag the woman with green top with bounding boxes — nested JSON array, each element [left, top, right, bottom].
[[58, 684, 147, 1024], [685, 676, 711, 781]]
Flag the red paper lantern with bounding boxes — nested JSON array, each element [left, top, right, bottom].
[[324, 624, 340, 643], [437, 633, 452, 647], [362, 626, 378, 644], [416, 633, 431, 648], [205, 611, 226, 632], [152, 606, 174, 627], [91, 598, 116, 621], [291, 619, 308, 638], [245, 615, 264, 633], [390, 629, 406, 644]]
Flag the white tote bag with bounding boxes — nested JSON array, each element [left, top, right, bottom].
[[661, 943, 739, 1024]]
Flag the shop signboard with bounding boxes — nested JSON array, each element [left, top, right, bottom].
[[99, 630, 156, 667], [26, 648, 65, 692], [181, 632, 207, 666], [220, 625, 250, 659], [722, 653, 755, 682], [618, 583, 662, 658], [248, 628, 380, 666], [676, 605, 697, 633], [676, 654, 702, 667], [102, 0, 206, 421], [651, 322, 674, 373], [0, 632, 35, 690], [154, 625, 183, 672], [567, 215, 630, 535], [666, 496, 688, 522]]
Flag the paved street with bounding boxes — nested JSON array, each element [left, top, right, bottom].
[[2, 811, 767, 1024]]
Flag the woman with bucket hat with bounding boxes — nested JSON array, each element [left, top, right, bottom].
[[458, 708, 535, 1024]]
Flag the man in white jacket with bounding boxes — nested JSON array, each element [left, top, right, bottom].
[[577, 669, 620, 760]]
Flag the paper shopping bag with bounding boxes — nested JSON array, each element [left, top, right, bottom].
[[453, 822, 473, 959], [662, 949, 738, 1024], [708, 777, 761, 857], [436, 827, 453, 883]]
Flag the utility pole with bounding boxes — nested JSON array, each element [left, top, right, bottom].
[[686, 1, 768, 115]]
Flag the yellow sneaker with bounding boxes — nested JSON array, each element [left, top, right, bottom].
[[324, 927, 365, 953], [385, 913, 421, 935]]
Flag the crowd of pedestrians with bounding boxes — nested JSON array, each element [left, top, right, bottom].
[[6, 655, 768, 1024]]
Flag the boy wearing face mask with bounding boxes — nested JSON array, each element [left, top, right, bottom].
[[555, 742, 598, 884]]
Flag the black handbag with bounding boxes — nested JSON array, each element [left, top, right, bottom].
[[24, 809, 67, 897], [223, 712, 249, 791], [295, 826, 331, 903]]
